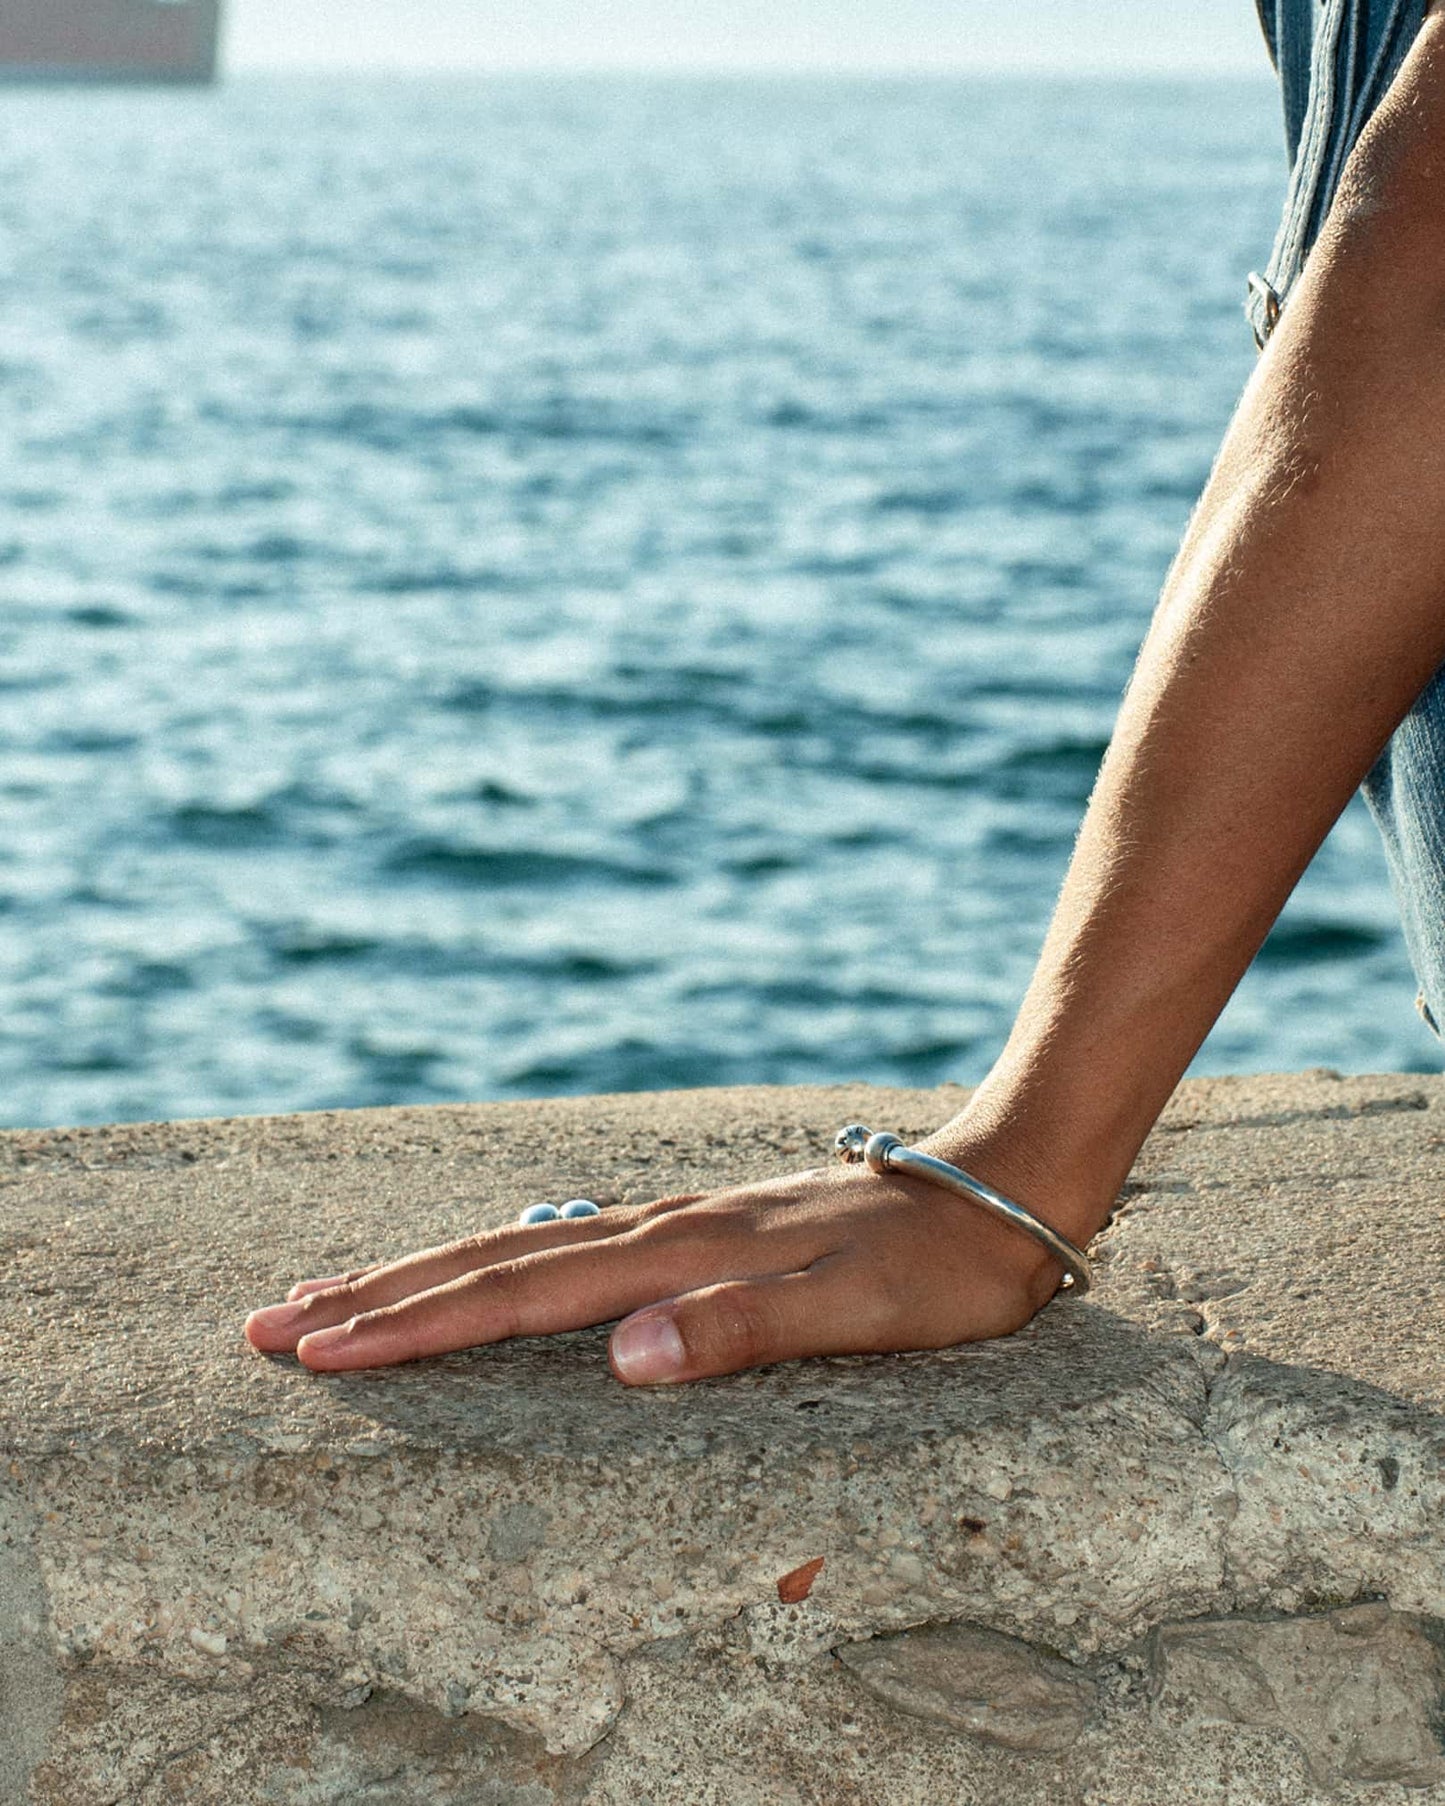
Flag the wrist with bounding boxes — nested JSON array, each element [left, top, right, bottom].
[[916, 1084, 1132, 1252]]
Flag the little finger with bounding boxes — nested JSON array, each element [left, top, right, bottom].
[[247, 1211, 629, 1352]]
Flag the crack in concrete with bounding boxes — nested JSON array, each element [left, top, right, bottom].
[[1190, 1338, 1241, 1604], [0, 1488, 65, 1806], [131, 1703, 264, 1804], [1182, 1093, 1430, 1132]]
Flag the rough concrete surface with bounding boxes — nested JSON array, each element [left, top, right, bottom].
[[1, 1070, 1443, 1803]]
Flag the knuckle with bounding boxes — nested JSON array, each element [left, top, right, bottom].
[[472, 1259, 525, 1336], [302, 1280, 360, 1315], [633, 1196, 757, 1245], [626, 1207, 685, 1244], [861, 1261, 911, 1325], [303, 1307, 366, 1339], [633, 1190, 713, 1225], [684, 1289, 774, 1373], [456, 1229, 503, 1260]]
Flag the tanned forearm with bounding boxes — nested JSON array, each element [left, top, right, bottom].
[[245, 9, 1445, 1386], [931, 5, 1445, 1238]]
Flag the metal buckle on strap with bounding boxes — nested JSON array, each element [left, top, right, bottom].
[[1247, 271, 1282, 350]]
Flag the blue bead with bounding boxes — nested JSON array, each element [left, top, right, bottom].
[[519, 1203, 561, 1225], [560, 1199, 601, 1219]]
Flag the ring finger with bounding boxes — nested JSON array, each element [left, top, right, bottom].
[[246, 1193, 708, 1352]]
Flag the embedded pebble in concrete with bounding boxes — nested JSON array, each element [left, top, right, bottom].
[[1149, 1603, 1445, 1790], [837, 1621, 1095, 1752]]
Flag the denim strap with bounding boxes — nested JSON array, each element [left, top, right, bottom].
[[1248, 0, 1425, 348]]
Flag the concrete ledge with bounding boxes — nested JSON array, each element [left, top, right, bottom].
[[3, 1072, 1443, 1803]]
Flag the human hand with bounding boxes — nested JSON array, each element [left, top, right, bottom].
[[243, 1128, 1102, 1385]]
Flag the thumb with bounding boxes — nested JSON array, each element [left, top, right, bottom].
[[608, 1261, 859, 1385]]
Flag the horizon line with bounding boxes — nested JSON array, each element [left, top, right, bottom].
[[223, 60, 1276, 79]]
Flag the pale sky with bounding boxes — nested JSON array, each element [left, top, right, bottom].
[[224, 1, 1273, 76]]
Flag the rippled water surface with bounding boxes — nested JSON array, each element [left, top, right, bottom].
[[1, 74, 1434, 1129]]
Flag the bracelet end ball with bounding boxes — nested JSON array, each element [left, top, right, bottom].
[[833, 1123, 873, 1163], [833, 1124, 902, 1174]]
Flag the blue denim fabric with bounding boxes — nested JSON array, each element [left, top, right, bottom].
[[1248, 0, 1426, 344], [1251, 0, 1445, 1036]]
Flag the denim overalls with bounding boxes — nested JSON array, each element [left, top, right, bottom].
[[1250, 0, 1445, 1035]]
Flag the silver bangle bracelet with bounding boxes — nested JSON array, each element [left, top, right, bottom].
[[833, 1124, 1093, 1295]]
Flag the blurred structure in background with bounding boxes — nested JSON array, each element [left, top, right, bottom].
[[0, 0, 219, 84]]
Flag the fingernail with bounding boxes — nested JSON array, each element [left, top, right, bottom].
[[246, 1300, 306, 1337], [610, 1313, 685, 1385]]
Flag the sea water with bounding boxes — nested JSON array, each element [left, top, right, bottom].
[[0, 73, 1434, 1129]]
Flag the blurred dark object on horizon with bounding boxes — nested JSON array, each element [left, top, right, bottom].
[[0, 0, 219, 85]]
